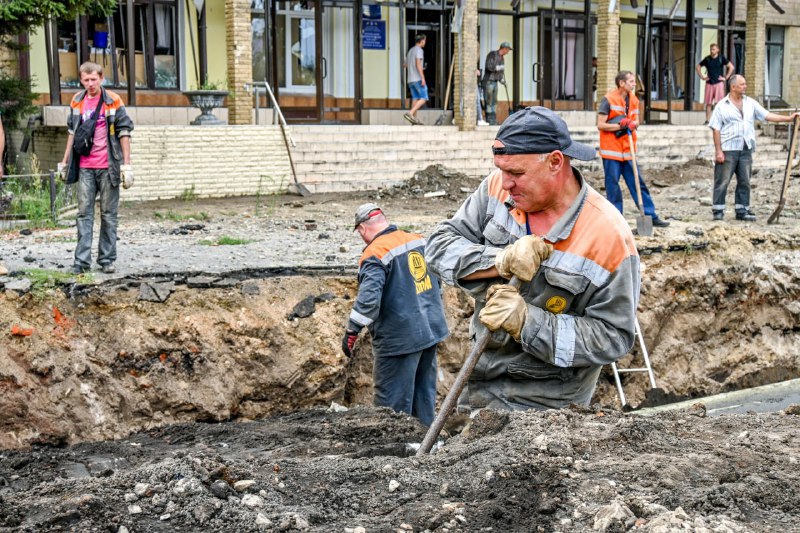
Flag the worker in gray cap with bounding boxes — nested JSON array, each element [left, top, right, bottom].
[[425, 106, 639, 413], [481, 41, 512, 125], [342, 203, 449, 426]]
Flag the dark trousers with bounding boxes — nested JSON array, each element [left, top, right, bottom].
[[373, 345, 437, 426], [482, 80, 498, 125], [602, 158, 658, 218], [75, 168, 119, 268], [712, 148, 753, 214]]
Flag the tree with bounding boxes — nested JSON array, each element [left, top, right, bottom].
[[0, 0, 117, 41]]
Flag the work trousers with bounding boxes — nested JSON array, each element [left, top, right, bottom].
[[373, 345, 437, 426], [602, 158, 657, 218], [482, 80, 498, 125], [712, 148, 753, 214], [75, 167, 119, 269]]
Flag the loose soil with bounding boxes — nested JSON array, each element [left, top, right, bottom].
[[1, 161, 800, 531]]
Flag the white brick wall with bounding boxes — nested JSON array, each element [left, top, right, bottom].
[[27, 125, 293, 201]]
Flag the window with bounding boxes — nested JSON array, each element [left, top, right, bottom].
[[277, 1, 316, 92], [765, 26, 784, 100], [56, 0, 179, 90]]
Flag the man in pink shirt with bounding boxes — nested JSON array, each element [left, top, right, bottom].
[[60, 62, 134, 274]]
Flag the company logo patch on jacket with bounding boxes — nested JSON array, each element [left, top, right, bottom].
[[408, 251, 433, 294]]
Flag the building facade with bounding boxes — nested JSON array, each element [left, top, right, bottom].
[[4, 0, 799, 127]]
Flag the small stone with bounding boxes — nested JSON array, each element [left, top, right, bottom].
[[160, 513, 171, 521], [128, 504, 142, 514], [234, 480, 257, 492], [118, 527, 130, 533], [399, 523, 413, 531], [287, 295, 316, 320], [388, 479, 400, 493], [785, 404, 800, 415], [339, 245, 348, 253], [210, 480, 231, 499], [5, 279, 32, 295], [241, 494, 264, 507], [353, 528, 367, 533], [256, 513, 272, 527], [0, 263, 9, 275], [485, 470, 496, 482], [134, 483, 151, 497], [124, 492, 137, 502]]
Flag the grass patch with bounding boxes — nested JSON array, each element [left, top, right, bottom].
[[1, 156, 70, 228], [23, 268, 94, 298], [179, 185, 198, 203], [153, 210, 210, 222], [199, 235, 254, 246]]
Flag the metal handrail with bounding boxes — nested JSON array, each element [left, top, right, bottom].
[[244, 82, 295, 146]]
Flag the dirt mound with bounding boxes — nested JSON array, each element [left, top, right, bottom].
[[2, 406, 798, 531], [380, 164, 483, 200]]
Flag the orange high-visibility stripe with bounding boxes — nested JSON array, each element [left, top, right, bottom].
[[553, 189, 638, 273], [359, 230, 423, 266]]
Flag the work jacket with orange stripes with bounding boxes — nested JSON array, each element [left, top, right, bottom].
[[425, 168, 639, 410], [65, 87, 134, 186], [348, 226, 449, 357], [599, 89, 639, 161]]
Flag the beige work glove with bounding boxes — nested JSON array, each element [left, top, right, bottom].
[[479, 284, 528, 341], [56, 162, 67, 182], [494, 235, 553, 282], [120, 164, 134, 189]]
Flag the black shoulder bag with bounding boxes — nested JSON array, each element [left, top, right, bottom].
[[73, 93, 105, 156]]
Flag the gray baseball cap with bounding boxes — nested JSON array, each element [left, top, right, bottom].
[[500, 41, 512, 50], [353, 203, 383, 229], [493, 106, 596, 161]]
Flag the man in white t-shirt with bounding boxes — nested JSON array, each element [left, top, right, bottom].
[[404, 34, 427, 125]]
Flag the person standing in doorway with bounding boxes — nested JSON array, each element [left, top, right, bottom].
[[482, 41, 512, 125], [60, 62, 134, 275], [597, 70, 670, 228], [404, 34, 428, 126], [708, 74, 799, 221], [696, 43, 734, 125], [342, 204, 450, 426]]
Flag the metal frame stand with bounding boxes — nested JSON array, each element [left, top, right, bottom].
[[611, 317, 657, 407]]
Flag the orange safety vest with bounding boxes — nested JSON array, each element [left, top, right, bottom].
[[599, 90, 639, 161]]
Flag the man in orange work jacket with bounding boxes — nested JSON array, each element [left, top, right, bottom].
[[597, 71, 669, 228]]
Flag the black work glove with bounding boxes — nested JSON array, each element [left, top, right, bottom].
[[615, 126, 631, 138], [341, 329, 359, 356]]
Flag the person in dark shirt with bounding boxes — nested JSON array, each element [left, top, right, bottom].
[[696, 43, 734, 124], [482, 42, 512, 125], [342, 204, 449, 426]]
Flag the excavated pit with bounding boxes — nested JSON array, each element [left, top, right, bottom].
[[2, 162, 800, 530]]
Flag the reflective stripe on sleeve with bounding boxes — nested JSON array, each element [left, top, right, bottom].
[[349, 309, 373, 327], [554, 314, 576, 368]]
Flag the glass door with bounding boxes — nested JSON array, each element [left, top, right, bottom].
[[320, 0, 361, 123], [273, 0, 322, 121], [536, 11, 593, 110]]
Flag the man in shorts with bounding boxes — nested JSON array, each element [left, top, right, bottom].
[[404, 34, 428, 125], [696, 43, 734, 124]]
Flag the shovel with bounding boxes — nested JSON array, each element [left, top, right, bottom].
[[417, 275, 522, 456], [767, 115, 800, 224], [627, 131, 653, 236], [434, 56, 456, 126]]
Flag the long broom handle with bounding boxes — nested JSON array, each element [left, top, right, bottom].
[[417, 275, 522, 456]]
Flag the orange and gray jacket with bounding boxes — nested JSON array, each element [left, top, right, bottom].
[[65, 88, 134, 185], [425, 169, 639, 409], [598, 89, 639, 161], [348, 225, 449, 357]]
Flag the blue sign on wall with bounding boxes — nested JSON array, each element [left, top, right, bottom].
[[363, 4, 382, 20], [362, 20, 386, 50]]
